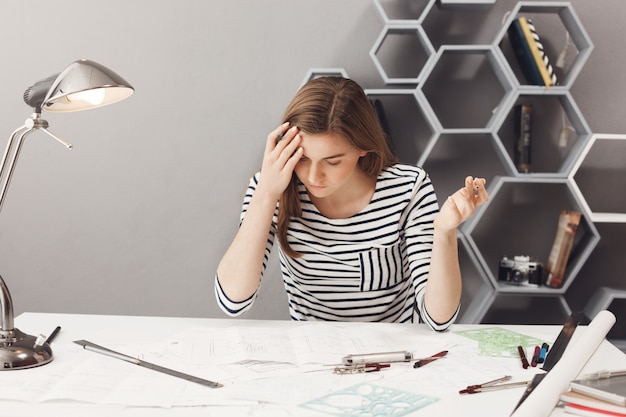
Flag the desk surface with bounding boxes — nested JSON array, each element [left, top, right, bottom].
[[2, 312, 624, 416]]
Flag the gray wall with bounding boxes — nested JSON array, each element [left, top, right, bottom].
[[0, 0, 624, 321]]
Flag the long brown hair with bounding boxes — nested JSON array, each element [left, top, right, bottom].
[[277, 77, 398, 257]]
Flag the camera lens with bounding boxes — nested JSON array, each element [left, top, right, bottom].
[[512, 270, 524, 283]]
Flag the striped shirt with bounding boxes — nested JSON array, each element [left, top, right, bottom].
[[215, 164, 458, 331]]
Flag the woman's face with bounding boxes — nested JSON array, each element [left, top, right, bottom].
[[293, 132, 367, 199]]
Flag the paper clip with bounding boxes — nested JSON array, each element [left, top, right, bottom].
[[459, 375, 530, 394], [333, 363, 391, 374]]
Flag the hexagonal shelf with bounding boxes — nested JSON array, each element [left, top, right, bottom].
[[372, 0, 435, 25], [301, 68, 349, 86], [566, 223, 626, 313], [570, 134, 626, 223], [496, 90, 592, 177], [370, 24, 435, 84], [584, 287, 626, 351], [438, 0, 495, 10], [463, 176, 600, 294], [480, 293, 573, 325], [494, 2, 593, 89], [419, 45, 515, 131], [457, 233, 496, 324], [421, 131, 508, 203], [365, 88, 436, 165], [461, 176, 600, 323]]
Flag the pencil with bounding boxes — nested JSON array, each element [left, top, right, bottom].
[[46, 326, 61, 344]]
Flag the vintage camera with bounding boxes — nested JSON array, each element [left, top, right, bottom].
[[498, 255, 543, 287]]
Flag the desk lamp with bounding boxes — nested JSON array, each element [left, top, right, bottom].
[[0, 59, 134, 369]]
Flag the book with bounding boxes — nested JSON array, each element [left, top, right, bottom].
[[508, 18, 544, 85], [543, 210, 582, 288], [508, 16, 558, 87], [564, 403, 626, 417], [520, 17, 558, 87], [561, 390, 626, 416], [513, 104, 533, 173]]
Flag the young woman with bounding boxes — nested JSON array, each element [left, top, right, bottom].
[[215, 77, 488, 331]]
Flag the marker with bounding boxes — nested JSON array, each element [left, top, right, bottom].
[[518, 346, 529, 369], [413, 350, 448, 368], [531, 346, 540, 367], [538, 343, 549, 363]]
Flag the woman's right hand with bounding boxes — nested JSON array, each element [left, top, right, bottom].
[[258, 122, 303, 199]]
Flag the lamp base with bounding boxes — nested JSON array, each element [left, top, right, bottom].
[[0, 327, 53, 370]]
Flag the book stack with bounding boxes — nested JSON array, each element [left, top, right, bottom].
[[560, 389, 626, 416], [508, 16, 558, 87]]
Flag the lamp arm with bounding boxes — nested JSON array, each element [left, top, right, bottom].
[[0, 274, 15, 331], [0, 124, 34, 332], [0, 114, 72, 214], [38, 127, 73, 150], [0, 114, 71, 333], [0, 124, 33, 215]]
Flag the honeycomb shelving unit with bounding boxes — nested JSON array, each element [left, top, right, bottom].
[[304, 1, 625, 341]]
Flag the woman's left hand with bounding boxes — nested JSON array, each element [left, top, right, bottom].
[[434, 176, 489, 233]]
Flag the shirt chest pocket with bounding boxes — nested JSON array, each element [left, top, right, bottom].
[[358, 241, 408, 291]]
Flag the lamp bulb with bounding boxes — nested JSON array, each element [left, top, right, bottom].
[[66, 89, 106, 106]]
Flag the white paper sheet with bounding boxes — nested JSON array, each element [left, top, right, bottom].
[[0, 323, 450, 408]]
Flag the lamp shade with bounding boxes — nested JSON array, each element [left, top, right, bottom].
[[42, 59, 134, 112]]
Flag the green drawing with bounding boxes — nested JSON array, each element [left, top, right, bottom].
[[454, 327, 545, 357]]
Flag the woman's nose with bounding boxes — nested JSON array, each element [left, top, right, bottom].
[[308, 163, 323, 183]]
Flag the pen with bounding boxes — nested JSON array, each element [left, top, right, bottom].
[[518, 346, 529, 369], [46, 326, 61, 344], [413, 350, 448, 368]]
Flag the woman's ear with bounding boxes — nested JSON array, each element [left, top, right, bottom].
[[359, 150, 368, 157]]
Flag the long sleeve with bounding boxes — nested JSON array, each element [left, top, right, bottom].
[[215, 173, 277, 316]]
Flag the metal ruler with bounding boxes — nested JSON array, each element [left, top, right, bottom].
[[74, 339, 223, 388]]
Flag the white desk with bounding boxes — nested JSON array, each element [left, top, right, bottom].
[[2, 312, 625, 416]]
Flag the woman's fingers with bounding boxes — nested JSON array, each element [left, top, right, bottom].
[[266, 122, 291, 149]]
